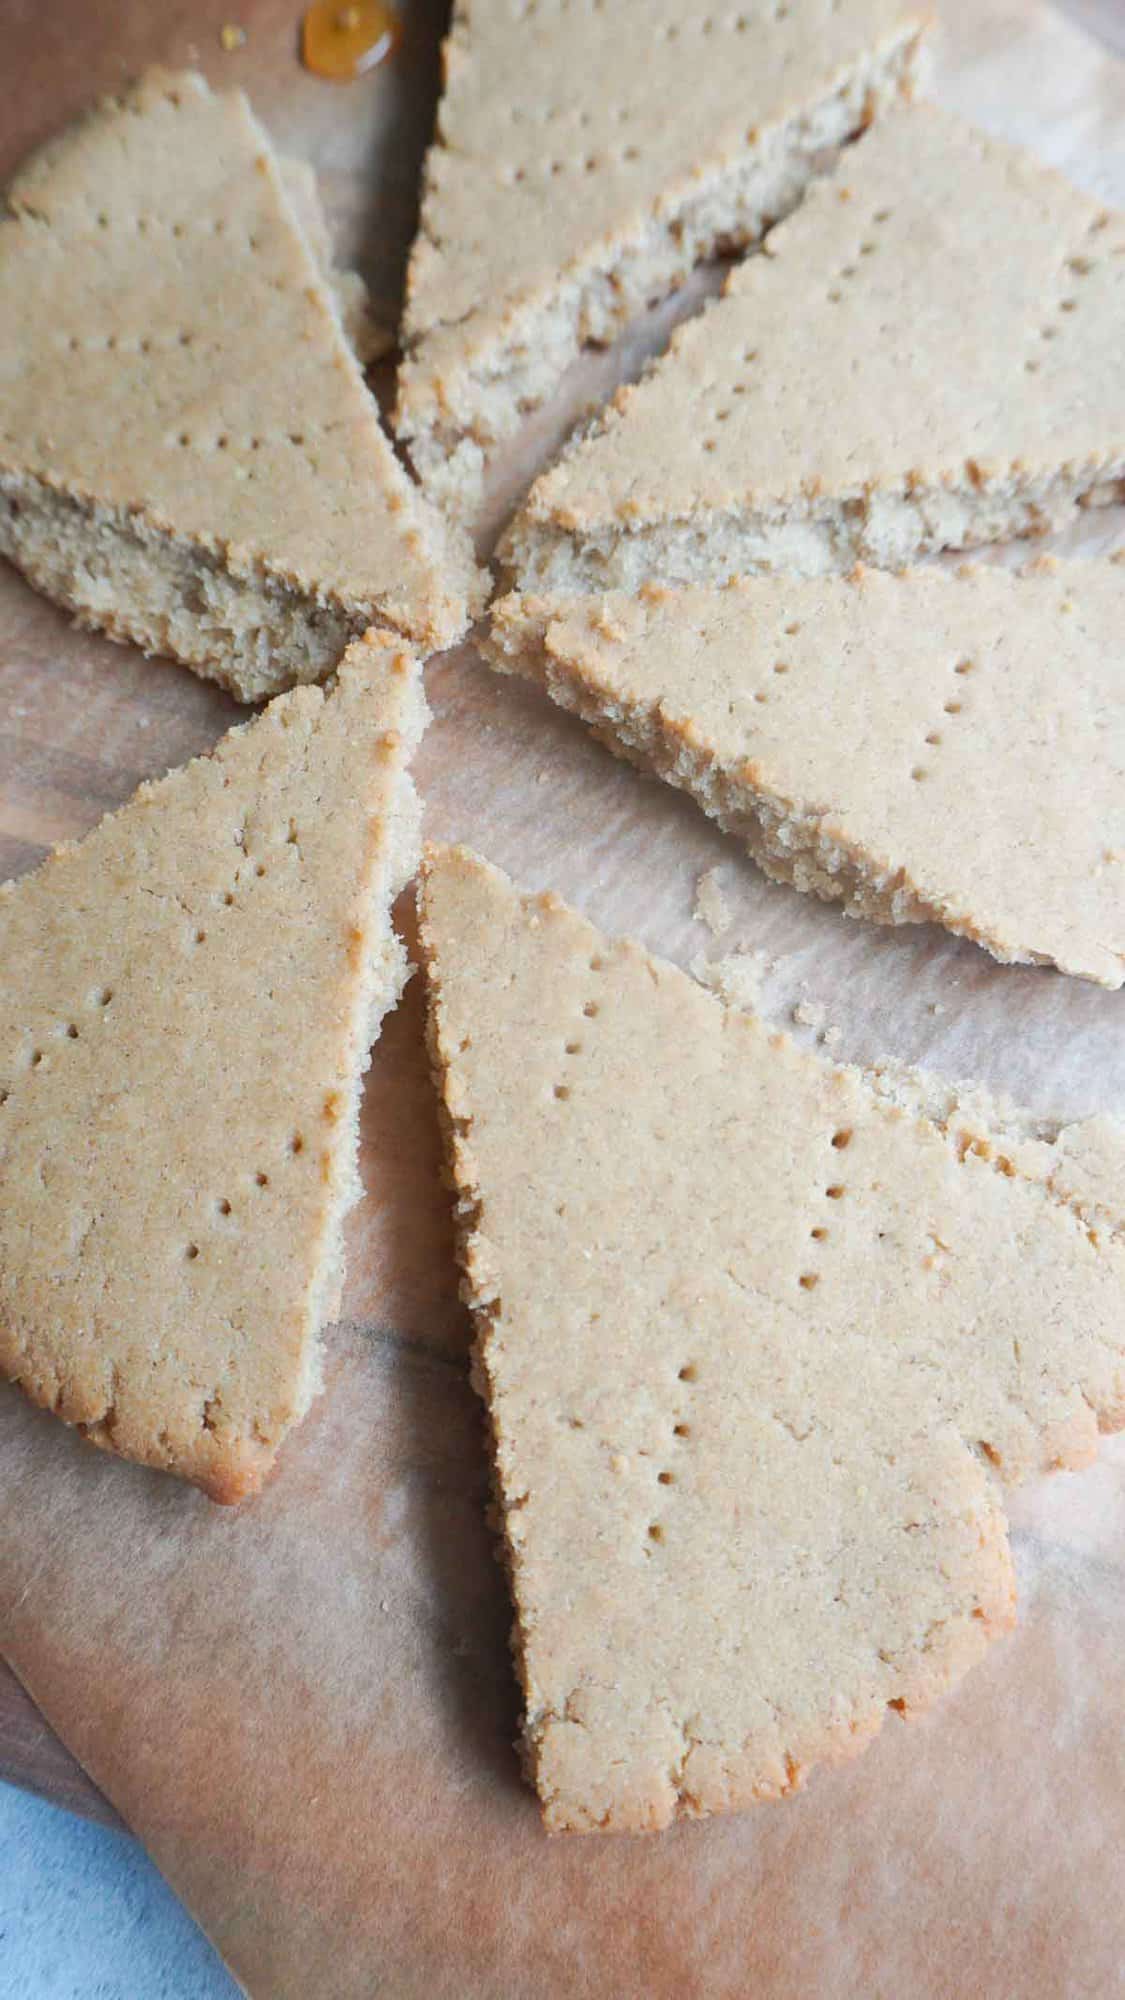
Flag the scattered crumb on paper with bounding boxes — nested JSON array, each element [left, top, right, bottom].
[[792, 998, 827, 1033], [694, 949, 773, 1014], [693, 867, 730, 939], [792, 996, 843, 1049]]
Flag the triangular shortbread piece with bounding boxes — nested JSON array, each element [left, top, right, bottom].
[[0, 634, 426, 1501], [487, 558, 1125, 986], [0, 69, 482, 700], [394, 0, 927, 522], [502, 102, 1125, 594], [420, 846, 1125, 1832]]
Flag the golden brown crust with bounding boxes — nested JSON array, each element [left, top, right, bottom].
[[503, 102, 1125, 590], [0, 635, 427, 1500], [419, 846, 1125, 1832], [486, 561, 1125, 986], [0, 67, 482, 694], [394, 1, 926, 520]]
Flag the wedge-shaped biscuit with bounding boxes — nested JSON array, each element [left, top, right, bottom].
[[502, 103, 1125, 594], [0, 68, 482, 699], [0, 635, 426, 1501], [487, 558, 1125, 986], [394, 0, 927, 522], [420, 846, 1125, 1832]]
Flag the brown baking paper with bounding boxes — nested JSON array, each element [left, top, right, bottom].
[[3, 2, 1125, 1994]]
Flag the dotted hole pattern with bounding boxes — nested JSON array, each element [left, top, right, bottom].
[[695, 197, 895, 455], [796, 1126, 851, 1293], [1026, 213, 1108, 373], [647, 1362, 699, 1550], [912, 658, 976, 784]]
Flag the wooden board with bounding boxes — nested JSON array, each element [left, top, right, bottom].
[[2, 5, 1125, 1995]]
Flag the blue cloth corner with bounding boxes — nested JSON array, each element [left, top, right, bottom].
[[0, 1781, 238, 2000]]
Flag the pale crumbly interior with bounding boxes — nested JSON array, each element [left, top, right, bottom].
[[0, 140, 392, 703], [0, 473, 375, 704], [502, 462, 1125, 597], [501, 101, 1125, 593], [395, 5, 926, 524], [0, 69, 482, 700], [419, 847, 1125, 1833], [0, 635, 427, 1501], [485, 562, 1125, 987]]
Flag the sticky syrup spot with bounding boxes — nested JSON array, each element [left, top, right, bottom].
[[301, 1, 400, 80]]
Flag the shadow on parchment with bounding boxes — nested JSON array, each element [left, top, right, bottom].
[[342, 900, 528, 1805], [373, 1333, 528, 1804], [351, 0, 452, 331], [345, 891, 469, 1360]]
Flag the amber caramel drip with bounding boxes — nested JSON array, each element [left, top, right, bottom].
[[300, 1, 400, 80]]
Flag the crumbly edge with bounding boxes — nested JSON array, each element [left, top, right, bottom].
[[291, 723, 426, 1443], [395, 21, 926, 524], [3, 669, 428, 1502], [418, 846, 1125, 1830], [0, 100, 480, 682], [78, 924, 414, 1504], [2, 466, 482, 692], [502, 461, 1125, 595], [484, 601, 1122, 987], [0, 471, 386, 702], [416, 858, 553, 1811]]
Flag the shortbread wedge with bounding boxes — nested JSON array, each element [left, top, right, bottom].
[[394, 0, 928, 523], [420, 846, 1125, 1833], [0, 635, 426, 1501], [487, 559, 1125, 986], [502, 102, 1125, 594], [0, 68, 482, 700]]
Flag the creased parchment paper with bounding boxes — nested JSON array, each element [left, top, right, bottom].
[[2, 3, 1125, 1994]]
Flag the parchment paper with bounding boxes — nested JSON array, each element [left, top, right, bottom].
[[2, 3, 1125, 1995]]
